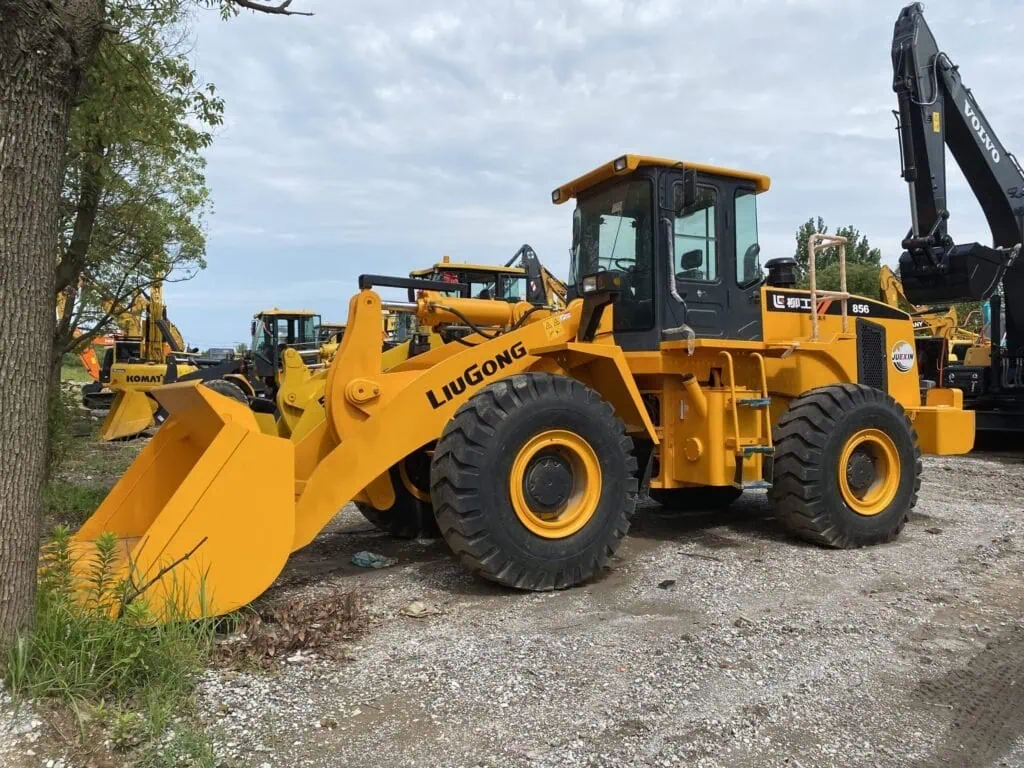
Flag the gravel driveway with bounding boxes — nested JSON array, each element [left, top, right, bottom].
[[195, 451, 1024, 768]]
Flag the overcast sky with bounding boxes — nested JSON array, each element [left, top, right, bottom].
[[167, 0, 1024, 349]]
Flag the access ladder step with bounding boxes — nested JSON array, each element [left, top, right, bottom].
[[742, 480, 773, 490], [743, 446, 775, 456], [738, 397, 772, 408]]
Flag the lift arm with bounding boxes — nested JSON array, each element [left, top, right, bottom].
[[891, 3, 1024, 352]]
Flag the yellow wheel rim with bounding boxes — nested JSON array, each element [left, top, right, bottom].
[[838, 428, 900, 516], [398, 458, 431, 503], [510, 429, 602, 539]]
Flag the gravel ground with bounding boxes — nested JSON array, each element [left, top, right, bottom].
[[5, 451, 1024, 767]]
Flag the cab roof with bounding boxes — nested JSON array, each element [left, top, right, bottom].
[[254, 308, 319, 318], [551, 154, 771, 204], [409, 257, 527, 279]]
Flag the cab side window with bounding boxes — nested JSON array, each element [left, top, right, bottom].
[[674, 186, 718, 282], [735, 189, 762, 285]]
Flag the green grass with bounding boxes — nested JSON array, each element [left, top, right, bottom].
[[61, 363, 93, 384], [7, 528, 220, 766], [43, 481, 108, 528], [61, 352, 93, 384]]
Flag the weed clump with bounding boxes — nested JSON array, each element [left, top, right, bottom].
[[6, 527, 218, 766]]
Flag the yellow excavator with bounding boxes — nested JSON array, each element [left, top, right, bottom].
[[68, 155, 973, 621], [879, 265, 980, 361], [55, 290, 112, 401]]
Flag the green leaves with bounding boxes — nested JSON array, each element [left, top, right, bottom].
[[793, 216, 884, 298], [794, 216, 882, 273], [57, 0, 223, 348]]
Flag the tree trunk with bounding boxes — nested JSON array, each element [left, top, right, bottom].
[[53, 147, 104, 374], [0, 0, 104, 650]]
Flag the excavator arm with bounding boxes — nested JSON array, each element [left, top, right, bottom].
[[508, 244, 568, 308], [892, 3, 1024, 352]]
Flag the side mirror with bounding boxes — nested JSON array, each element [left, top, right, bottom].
[[681, 249, 704, 271], [674, 170, 699, 213], [250, 320, 256, 337]]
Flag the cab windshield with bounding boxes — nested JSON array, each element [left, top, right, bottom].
[[571, 180, 655, 330], [431, 269, 526, 302]]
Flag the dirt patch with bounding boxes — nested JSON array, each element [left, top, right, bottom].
[[7, 451, 1024, 767]]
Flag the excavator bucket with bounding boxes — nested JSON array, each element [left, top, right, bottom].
[[99, 390, 159, 441], [71, 382, 295, 620], [898, 244, 1006, 305]]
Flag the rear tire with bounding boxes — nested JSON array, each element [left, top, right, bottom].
[[355, 452, 438, 539], [770, 383, 921, 548], [430, 372, 638, 591], [650, 486, 743, 510]]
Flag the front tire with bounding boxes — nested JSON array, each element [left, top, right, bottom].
[[430, 373, 638, 591], [770, 383, 921, 548]]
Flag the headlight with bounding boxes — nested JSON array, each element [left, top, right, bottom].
[[582, 274, 599, 293], [612, 155, 628, 172]]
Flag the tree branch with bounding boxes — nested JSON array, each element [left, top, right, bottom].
[[230, 0, 313, 16]]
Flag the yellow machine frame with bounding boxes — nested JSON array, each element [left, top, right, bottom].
[[69, 155, 973, 620]]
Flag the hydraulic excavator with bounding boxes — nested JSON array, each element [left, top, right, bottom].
[[55, 290, 114, 405], [892, 3, 1024, 431], [68, 154, 973, 620]]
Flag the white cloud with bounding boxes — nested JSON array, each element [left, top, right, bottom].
[[166, 0, 1024, 344]]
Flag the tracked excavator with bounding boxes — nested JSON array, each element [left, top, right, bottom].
[[55, 290, 114, 405], [67, 154, 973, 620], [892, 3, 1024, 432]]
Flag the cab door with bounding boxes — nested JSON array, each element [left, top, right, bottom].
[[660, 171, 763, 341], [661, 172, 727, 337]]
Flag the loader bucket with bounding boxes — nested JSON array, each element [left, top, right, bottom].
[[71, 382, 295, 620], [99, 390, 159, 441]]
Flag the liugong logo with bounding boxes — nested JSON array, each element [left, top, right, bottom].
[[426, 341, 528, 409]]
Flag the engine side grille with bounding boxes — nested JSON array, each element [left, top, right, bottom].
[[856, 319, 888, 392]]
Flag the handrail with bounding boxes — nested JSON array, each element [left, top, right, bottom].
[[719, 350, 742, 455], [750, 352, 772, 446], [807, 233, 850, 340]]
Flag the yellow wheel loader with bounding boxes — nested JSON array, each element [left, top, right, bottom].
[[68, 155, 973, 621], [410, 245, 567, 308]]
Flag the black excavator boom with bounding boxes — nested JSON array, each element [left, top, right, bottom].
[[891, 2, 1024, 342]]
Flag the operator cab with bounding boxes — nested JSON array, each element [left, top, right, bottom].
[[555, 154, 770, 350], [250, 309, 322, 384], [410, 258, 537, 304]]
